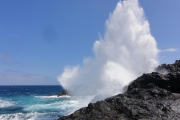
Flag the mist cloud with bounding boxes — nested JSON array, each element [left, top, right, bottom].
[[58, 0, 159, 102]]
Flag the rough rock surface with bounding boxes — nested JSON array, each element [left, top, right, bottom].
[[57, 91, 69, 97], [58, 60, 180, 120]]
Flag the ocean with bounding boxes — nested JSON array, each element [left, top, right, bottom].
[[0, 86, 92, 120]]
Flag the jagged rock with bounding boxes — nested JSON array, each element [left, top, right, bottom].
[[58, 60, 180, 120], [57, 91, 68, 97]]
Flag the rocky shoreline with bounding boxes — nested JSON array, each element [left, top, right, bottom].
[[58, 60, 180, 120]]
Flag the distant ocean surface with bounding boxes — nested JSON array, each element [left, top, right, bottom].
[[0, 86, 92, 120]]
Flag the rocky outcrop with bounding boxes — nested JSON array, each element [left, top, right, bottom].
[[57, 91, 69, 97], [58, 60, 180, 120]]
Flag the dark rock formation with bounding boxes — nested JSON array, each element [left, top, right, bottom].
[[57, 90, 69, 97], [58, 60, 180, 120]]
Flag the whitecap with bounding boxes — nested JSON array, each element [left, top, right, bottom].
[[34, 95, 71, 99], [24, 95, 93, 115], [0, 99, 15, 108], [0, 112, 60, 120]]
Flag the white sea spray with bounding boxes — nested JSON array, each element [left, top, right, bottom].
[[58, 0, 159, 102]]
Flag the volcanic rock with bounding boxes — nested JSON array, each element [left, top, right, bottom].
[[58, 60, 180, 120], [57, 90, 69, 97]]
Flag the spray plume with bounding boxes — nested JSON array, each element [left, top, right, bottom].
[[58, 0, 159, 102]]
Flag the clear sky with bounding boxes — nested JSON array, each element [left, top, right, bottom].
[[0, 0, 179, 85]]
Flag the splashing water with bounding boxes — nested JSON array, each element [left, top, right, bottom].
[[58, 0, 159, 102]]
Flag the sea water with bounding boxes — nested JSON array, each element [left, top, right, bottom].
[[0, 86, 92, 120]]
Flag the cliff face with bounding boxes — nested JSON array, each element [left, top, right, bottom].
[[58, 60, 180, 120]]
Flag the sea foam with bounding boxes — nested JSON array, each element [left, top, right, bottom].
[[0, 98, 15, 108]]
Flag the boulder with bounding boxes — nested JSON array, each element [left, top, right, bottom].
[[57, 91, 68, 97]]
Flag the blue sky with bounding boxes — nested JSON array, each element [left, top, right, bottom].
[[0, 0, 179, 85]]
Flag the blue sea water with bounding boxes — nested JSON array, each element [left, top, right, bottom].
[[0, 86, 92, 120]]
